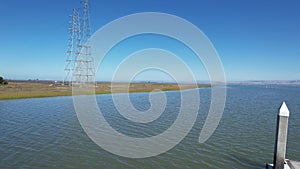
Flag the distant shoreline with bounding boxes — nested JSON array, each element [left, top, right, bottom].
[[0, 81, 211, 100]]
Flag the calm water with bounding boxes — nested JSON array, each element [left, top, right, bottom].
[[1, 85, 299, 169]]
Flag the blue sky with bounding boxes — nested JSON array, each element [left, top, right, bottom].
[[0, 0, 299, 81]]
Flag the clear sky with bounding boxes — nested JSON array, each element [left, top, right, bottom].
[[0, 0, 299, 81]]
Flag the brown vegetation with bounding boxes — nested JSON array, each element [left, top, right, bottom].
[[0, 81, 210, 100]]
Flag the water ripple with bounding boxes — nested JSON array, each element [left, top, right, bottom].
[[0, 85, 299, 168]]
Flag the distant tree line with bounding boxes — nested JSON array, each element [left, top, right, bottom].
[[0, 76, 8, 85]]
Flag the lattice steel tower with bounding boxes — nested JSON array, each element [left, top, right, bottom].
[[64, 9, 80, 85], [64, 0, 95, 85], [74, 0, 95, 85]]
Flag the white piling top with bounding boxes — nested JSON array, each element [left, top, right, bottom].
[[279, 102, 290, 117]]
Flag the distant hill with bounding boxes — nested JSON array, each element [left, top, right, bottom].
[[228, 80, 300, 85]]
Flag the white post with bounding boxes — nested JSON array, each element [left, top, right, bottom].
[[274, 102, 290, 169]]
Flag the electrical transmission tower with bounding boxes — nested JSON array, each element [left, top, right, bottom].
[[64, 9, 80, 85], [64, 0, 95, 86]]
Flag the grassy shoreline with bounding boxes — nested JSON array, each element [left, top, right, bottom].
[[0, 81, 211, 100]]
